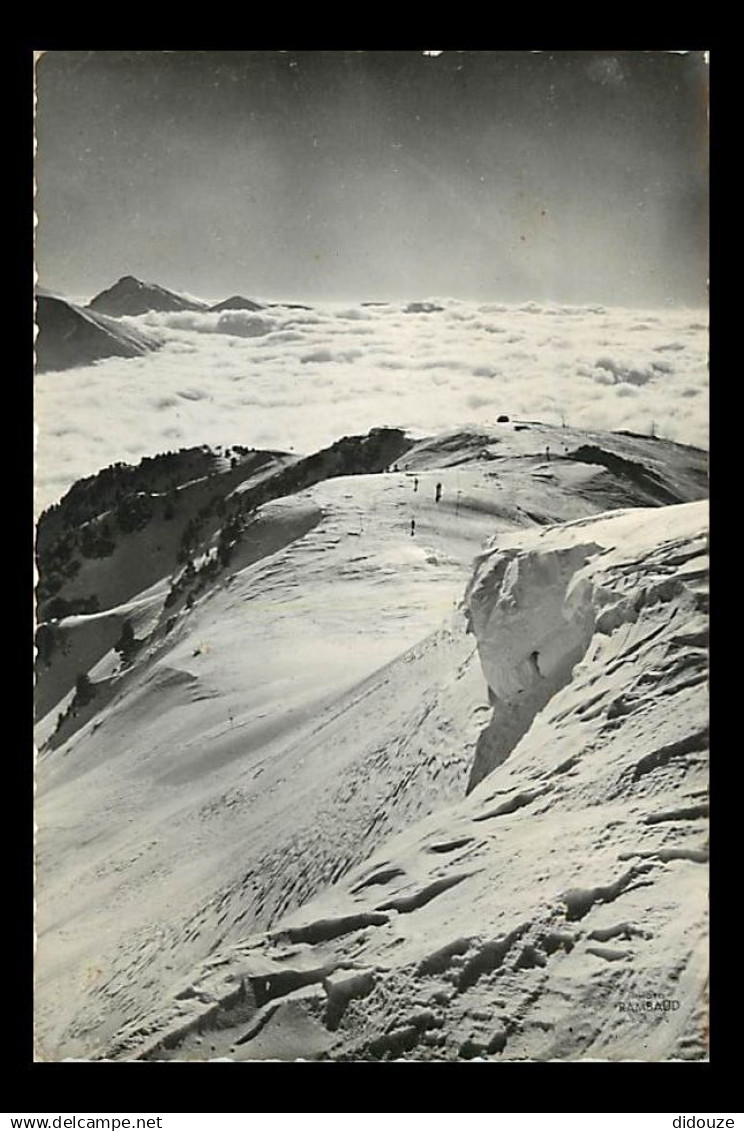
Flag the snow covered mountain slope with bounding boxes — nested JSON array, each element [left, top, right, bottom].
[[35, 293, 161, 373], [33, 424, 708, 1060], [107, 500, 708, 1062]]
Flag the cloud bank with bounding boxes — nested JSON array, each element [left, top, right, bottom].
[[35, 299, 708, 514]]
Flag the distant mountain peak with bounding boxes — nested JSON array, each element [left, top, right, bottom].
[[209, 295, 264, 313], [88, 277, 208, 316]]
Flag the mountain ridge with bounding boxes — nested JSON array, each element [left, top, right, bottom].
[[33, 421, 709, 1061], [35, 293, 160, 373]]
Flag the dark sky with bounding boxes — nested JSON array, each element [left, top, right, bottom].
[[34, 50, 709, 306]]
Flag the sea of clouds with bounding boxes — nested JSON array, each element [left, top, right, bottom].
[[34, 298, 708, 514]]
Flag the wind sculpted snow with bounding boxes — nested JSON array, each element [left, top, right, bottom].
[[34, 423, 708, 1060], [107, 502, 709, 1063]]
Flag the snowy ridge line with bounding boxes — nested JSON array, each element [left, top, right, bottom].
[[34, 425, 708, 1060], [102, 498, 708, 1062]]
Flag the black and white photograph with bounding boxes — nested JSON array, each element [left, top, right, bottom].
[[33, 49, 709, 1062]]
